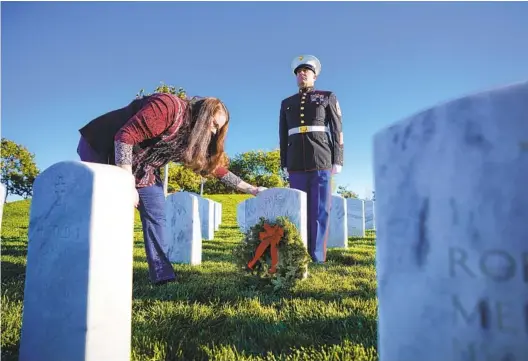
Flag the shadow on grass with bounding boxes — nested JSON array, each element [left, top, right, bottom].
[[131, 310, 377, 361], [1, 261, 27, 301]]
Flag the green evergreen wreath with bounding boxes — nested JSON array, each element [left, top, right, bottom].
[[233, 216, 310, 291]]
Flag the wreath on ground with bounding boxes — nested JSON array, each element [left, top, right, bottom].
[[233, 216, 310, 291]]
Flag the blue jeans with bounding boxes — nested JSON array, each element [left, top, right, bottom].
[[289, 170, 332, 262], [77, 136, 176, 283]]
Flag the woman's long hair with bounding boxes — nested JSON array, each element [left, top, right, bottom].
[[139, 96, 230, 176]]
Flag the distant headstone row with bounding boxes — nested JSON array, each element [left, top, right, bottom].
[[237, 193, 376, 249], [164, 191, 222, 265]]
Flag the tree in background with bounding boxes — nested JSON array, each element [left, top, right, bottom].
[[336, 185, 359, 199], [164, 163, 202, 194], [136, 82, 187, 99], [1, 138, 40, 201]]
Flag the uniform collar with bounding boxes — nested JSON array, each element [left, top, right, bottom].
[[299, 86, 314, 94]]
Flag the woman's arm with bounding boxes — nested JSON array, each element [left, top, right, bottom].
[[214, 167, 264, 195]]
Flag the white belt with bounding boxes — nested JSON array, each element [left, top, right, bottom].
[[288, 125, 330, 136]]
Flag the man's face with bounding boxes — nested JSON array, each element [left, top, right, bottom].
[[296, 67, 317, 88]]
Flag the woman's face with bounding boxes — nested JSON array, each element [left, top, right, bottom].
[[211, 111, 227, 135]]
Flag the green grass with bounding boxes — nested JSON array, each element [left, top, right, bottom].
[[1, 194, 378, 361]]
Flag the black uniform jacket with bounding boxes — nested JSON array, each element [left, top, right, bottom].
[[279, 88, 344, 172]]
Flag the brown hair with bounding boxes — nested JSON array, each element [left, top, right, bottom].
[[180, 97, 230, 175], [139, 96, 230, 176]]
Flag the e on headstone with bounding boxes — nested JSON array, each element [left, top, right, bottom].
[[19, 161, 136, 361], [327, 195, 348, 248], [164, 191, 202, 265], [346, 198, 365, 237], [373, 81, 528, 361]]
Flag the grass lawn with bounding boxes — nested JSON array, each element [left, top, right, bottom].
[[1, 194, 378, 361]]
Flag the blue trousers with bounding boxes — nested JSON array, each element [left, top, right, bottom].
[[77, 136, 176, 283], [289, 170, 332, 262]]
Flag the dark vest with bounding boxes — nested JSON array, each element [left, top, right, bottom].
[[78, 97, 149, 164]]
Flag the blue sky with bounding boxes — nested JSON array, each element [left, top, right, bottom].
[[2, 1, 528, 201]]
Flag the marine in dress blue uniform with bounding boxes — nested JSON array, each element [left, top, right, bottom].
[[279, 55, 344, 263]]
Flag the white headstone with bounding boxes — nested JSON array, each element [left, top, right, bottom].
[[216, 202, 222, 230], [236, 200, 246, 231], [240, 188, 308, 248], [197, 197, 214, 240], [213, 201, 221, 231], [240, 197, 259, 233], [373, 81, 528, 361], [0, 183, 5, 232], [19, 161, 135, 361], [364, 200, 376, 230], [164, 191, 202, 265], [327, 195, 348, 248], [346, 198, 365, 237]]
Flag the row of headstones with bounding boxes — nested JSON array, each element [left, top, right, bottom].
[[237, 194, 376, 249], [163, 191, 222, 265]]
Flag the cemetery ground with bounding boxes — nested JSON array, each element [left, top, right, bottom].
[[1, 194, 378, 361]]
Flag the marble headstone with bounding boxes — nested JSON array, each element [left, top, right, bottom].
[[238, 197, 258, 233], [0, 183, 5, 232], [373, 80, 528, 361], [19, 161, 135, 361], [236, 200, 246, 231], [164, 192, 202, 265], [364, 200, 376, 230], [215, 201, 222, 230], [327, 195, 348, 248], [197, 197, 214, 240], [240, 188, 308, 248], [346, 198, 365, 237]]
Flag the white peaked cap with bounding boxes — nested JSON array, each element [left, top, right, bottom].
[[291, 55, 322, 76]]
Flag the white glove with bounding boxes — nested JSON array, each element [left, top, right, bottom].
[[283, 168, 289, 178], [331, 164, 342, 175]]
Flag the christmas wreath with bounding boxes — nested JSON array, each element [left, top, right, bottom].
[[233, 216, 310, 291]]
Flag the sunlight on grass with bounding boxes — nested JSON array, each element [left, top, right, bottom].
[[1, 195, 378, 361]]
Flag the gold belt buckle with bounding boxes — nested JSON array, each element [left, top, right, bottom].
[[299, 126, 308, 133]]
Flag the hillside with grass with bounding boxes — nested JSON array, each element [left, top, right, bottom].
[[1, 194, 378, 361]]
